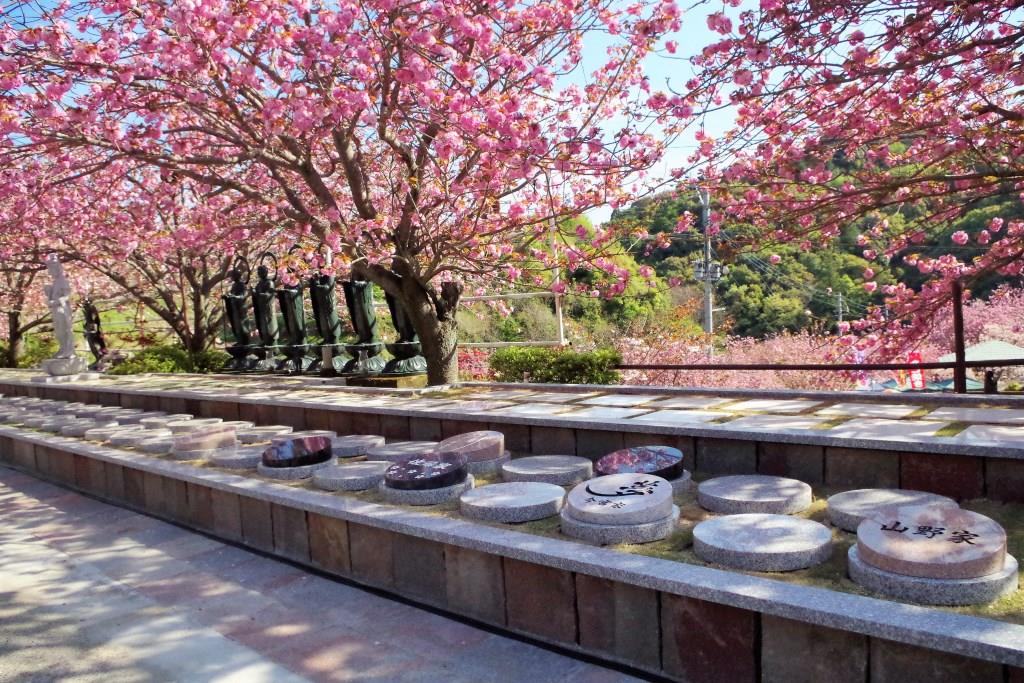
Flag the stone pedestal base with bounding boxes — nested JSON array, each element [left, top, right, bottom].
[[849, 546, 1019, 606], [346, 375, 429, 389], [560, 506, 680, 546], [382, 341, 427, 376], [467, 451, 511, 477], [379, 475, 475, 506], [257, 458, 333, 480], [32, 371, 100, 384], [341, 342, 386, 375], [41, 356, 89, 377]]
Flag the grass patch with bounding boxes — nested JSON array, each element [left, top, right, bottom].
[[907, 405, 936, 419], [934, 421, 970, 437]]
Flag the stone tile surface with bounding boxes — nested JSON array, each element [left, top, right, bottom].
[[0, 466, 636, 682], [726, 398, 824, 414]]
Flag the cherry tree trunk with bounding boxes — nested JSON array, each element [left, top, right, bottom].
[[417, 315, 460, 385], [4, 312, 23, 368]]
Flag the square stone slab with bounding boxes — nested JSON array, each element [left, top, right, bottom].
[[554, 407, 651, 421], [825, 419, 944, 441], [627, 410, 721, 426], [948, 424, 1024, 446], [924, 407, 1024, 425], [722, 415, 827, 432], [725, 399, 824, 414], [643, 395, 734, 410], [816, 403, 921, 419], [482, 403, 577, 418], [857, 504, 1007, 579], [577, 394, 667, 407]]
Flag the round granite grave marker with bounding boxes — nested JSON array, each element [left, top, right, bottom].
[[141, 414, 193, 430], [459, 482, 565, 523], [856, 504, 1007, 579], [379, 474, 475, 506], [210, 445, 264, 469], [138, 437, 174, 455], [384, 453, 469, 491], [501, 455, 594, 486], [167, 418, 223, 434], [277, 430, 337, 443], [116, 410, 167, 425], [330, 434, 386, 458], [697, 474, 812, 515], [313, 461, 392, 491], [238, 425, 293, 444], [84, 425, 137, 442], [693, 514, 832, 571], [436, 431, 504, 461], [257, 435, 334, 480], [827, 489, 958, 532], [565, 473, 674, 525], [109, 429, 150, 448], [365, 441, 439, 463], [848, 546, 1019, 606], [595, 445, 685, 480]]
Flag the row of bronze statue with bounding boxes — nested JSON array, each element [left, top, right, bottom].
[[222, 259, 427, 376]]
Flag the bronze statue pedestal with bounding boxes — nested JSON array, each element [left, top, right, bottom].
[[224, 344, 257, 372], [341, 342, 387, 375], [382, 341, 428, 376], [277, 345, 314, 375], [310, 345, 350, 376]]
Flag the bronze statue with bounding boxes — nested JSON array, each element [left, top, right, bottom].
[[340, 279, 386, 374], [82, 298, 109, 370], [382, 291, 427, 375], [250, 261, 281, 371], [275, 276, 313, 374], [308, 272, 347, 375], [221, 264, 256, 371]]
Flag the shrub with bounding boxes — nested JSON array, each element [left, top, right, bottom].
[[17, 336, 58, 369], [489, 346, 621, 385], [191, 349, 232, 373], [107, 345, 193, 375]]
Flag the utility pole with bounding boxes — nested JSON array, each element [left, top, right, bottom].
[[690, 187, 726, 357], [836, 292, 845, 323]]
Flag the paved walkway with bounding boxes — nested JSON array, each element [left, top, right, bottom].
[[0, 467, 638, 683]]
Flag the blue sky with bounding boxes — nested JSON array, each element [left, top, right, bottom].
[[578, 2, 740, 223]]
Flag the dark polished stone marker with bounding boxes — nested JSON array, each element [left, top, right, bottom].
[[262, 435, 333, 468], [595, 445, 685, 480], [384, 453, 469, 491]]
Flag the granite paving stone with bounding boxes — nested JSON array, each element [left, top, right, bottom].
[[626, 409, 721, 426], [577, 394, 667, 407], [816, 403, 922, 419], [926, 407, 1024, 425], [724, 415, 828, 431], [725, 398, 824, 414]]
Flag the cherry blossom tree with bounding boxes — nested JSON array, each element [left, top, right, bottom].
[[3, 0, 684, 383], [679, 0, 1024, 358]]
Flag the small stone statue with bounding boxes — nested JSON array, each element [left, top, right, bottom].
[[221, 265, 256, 371], [382, 292, 427, 376], [250, 263, 281, 371], [308, 272, 348, 375], [275, 276, 313, 374], [340, 280, 386, 374], [41, 255, 88, 376], [82, 298, 108, 369]]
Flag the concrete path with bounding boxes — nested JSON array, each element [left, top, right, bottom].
[[0, 467, 639, 683]]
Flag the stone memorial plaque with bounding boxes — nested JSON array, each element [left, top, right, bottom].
[[459, 482, 565, 523], [857, 504, 1007, 579], [693, 514, 832, 572], [384, 453, 469, 491], [137, 437, 174, 455], [366, 441, 439, 462], [565, 473, 674, 525], [261, 435, 333, 468], [698, 474, 812, 515], [167, 417, 223, 434], [435, 431, 504, 462], [210, 446, 264, 470], [173, 425, 237, 453], [331, 434, 386, 457], [238, 425, 293, 444], [827, 489, 958, 532], [501, 455, 594, 486], [595, 446, 684, 480]]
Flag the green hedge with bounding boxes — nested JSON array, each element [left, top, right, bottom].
[[488, 347, 621, 385], [107, 345, 231, 375]]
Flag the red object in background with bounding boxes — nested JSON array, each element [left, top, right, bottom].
[[908, 352, 926, 390]]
